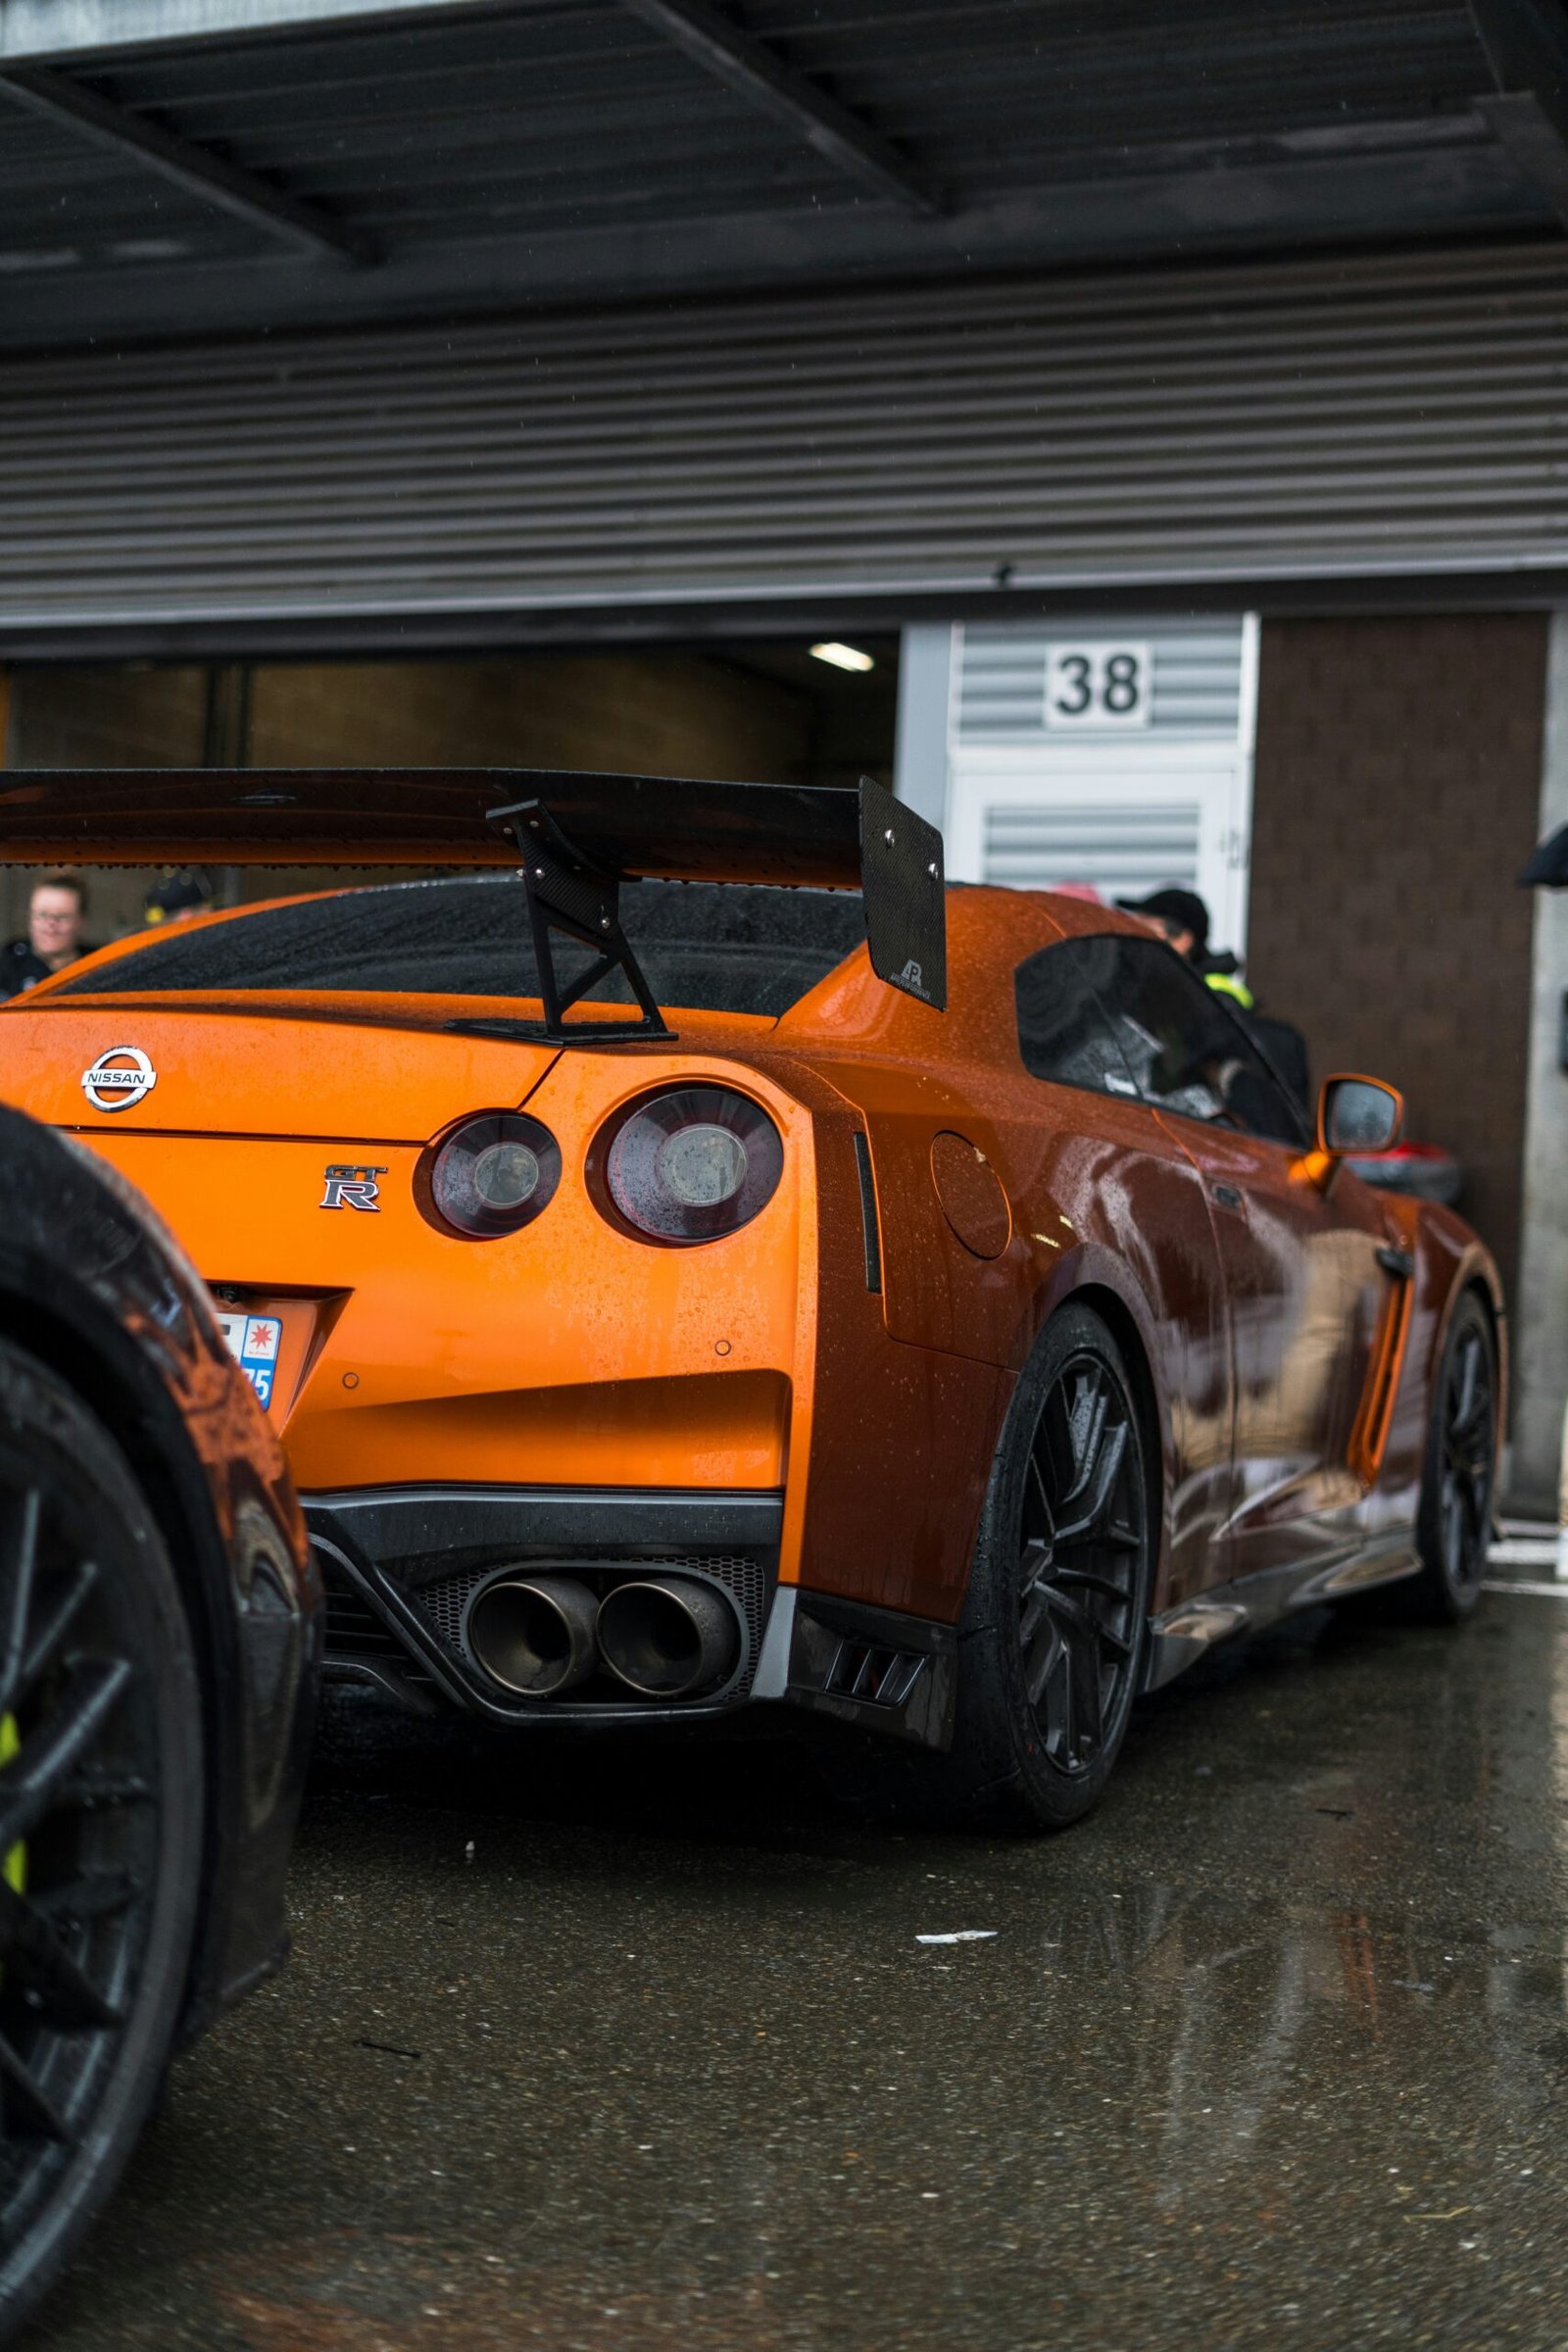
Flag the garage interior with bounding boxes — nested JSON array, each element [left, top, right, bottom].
[[0, 633, 900, 932]]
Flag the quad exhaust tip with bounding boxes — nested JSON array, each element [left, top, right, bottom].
[[595, 1576, 740, 1698], [465, 1573, 600, 1696], [465, 1569, 742, 1701]]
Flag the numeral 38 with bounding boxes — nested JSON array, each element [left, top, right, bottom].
[[1044, 643, 1149, 728]]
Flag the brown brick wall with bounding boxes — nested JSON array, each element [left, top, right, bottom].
[[1248, 615, 1545, 1307], [246, 653, 811, 779]]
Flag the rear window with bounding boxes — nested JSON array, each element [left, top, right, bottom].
[[53, 873, 869, 1020]]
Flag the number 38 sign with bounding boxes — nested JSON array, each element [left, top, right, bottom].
[[1044, 641, 1150, 730]]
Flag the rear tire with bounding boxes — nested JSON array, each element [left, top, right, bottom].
[[1398, 1292, 1496, 1623], [939, 1304, 1153, 1832], [0, 1338, 204, 2339]]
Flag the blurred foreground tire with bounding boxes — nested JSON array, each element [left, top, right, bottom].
[[0, 1338, 203, 2339]]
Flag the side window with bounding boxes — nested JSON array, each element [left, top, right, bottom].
[[1098, 937, 1306, 1146], [1014, 937, 1142, 1101]]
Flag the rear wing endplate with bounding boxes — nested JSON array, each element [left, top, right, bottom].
[[0, 765, 946, 1032]]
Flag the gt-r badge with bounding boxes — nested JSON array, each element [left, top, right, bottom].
[[80, 1046, 157, 1113], [320, 1163, 387, 1212]]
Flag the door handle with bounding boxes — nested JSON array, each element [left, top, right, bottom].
[[1376, 1246, 1415, 1280], [1210, 1182, 1244, 1212]]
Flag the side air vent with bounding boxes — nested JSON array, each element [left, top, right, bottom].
[[853, 1130, 882, 1293], [823, 1642, 925, 1708], [786, 1595, 956, 1749]]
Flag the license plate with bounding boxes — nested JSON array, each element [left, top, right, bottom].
[[217, 1309, 284, 1409]]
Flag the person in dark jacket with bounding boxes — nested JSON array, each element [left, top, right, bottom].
[[143, 867, 215, 927], [1115, 884, 1311, 1110], [0, 871, 96, 999]]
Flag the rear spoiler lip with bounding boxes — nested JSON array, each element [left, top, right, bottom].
[[0, 764, 946, 1011]]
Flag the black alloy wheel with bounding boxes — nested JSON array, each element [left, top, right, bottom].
[[945, 1303, 1152, 1832], [1405, 1292, 1496, 1622], [0, 1339, 203, 2338], [1016, 1345, 1146, 1778]]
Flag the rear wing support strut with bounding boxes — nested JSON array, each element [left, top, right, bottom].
[[489, 797, 675, 1045]]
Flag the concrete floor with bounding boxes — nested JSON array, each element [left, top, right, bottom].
[[29, 1562, 1568, 2352]]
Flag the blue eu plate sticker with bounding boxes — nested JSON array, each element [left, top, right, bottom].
[[217, 1311, 283, 1409]]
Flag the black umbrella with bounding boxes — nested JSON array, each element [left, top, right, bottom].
[[1519, 823, 1568, 887]]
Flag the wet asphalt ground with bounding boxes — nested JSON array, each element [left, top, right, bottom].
[[28, 1539, 1568, 2352]]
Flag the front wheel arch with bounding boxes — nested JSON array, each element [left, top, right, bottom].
[[950, 1298, 1156, 1830], [1406, 1287, 1498, 1622]]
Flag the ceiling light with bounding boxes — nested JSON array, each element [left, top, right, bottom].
[[809, 642, 875, 673]]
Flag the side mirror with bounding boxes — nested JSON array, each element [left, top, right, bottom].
[[1319, 1073, 1404, 1156]]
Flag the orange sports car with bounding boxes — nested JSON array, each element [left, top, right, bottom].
[[0, 768, 1502, 1829]]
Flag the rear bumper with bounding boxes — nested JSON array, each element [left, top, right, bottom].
[[307, 1482, 785, 1726], [305, 1482, 954, 1748]]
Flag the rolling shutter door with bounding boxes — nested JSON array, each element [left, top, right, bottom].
[[0, 241, 1564, 647]]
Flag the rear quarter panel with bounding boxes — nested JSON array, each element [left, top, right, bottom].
[[777, 893, 1230, 1614]]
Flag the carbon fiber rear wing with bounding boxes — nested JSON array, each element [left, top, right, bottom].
[[0, 765, 946, 1037]]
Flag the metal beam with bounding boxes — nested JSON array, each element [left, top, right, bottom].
[[1472, 0, 1568, 222], [0, 132, 1537, 354], [0, 61, 372, 260], [619, 0, 943, 217]]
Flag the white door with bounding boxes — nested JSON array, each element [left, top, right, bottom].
[[947, 742, 1252, 953]]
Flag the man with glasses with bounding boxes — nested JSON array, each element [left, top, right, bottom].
[[1, 871, 96, 998]]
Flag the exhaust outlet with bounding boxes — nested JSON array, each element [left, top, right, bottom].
[[466, 1574, 600, 1696], [596, 1577, 741, 1698]]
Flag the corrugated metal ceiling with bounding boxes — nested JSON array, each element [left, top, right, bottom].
[[0, 0, 1551, 350]]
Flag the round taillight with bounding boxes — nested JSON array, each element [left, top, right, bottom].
[[419, 1111, 561, 1239], [595, 1086, 783, 1245]]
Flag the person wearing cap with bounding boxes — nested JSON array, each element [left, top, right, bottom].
[[1115, 883, 1310, 1107], [143, 868, 215, 927], [1114, 885, 1254, 1004], [0, 871, 97, 999]]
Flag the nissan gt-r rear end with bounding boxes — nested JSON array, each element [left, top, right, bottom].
[[48, 979, 832, 1733]]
